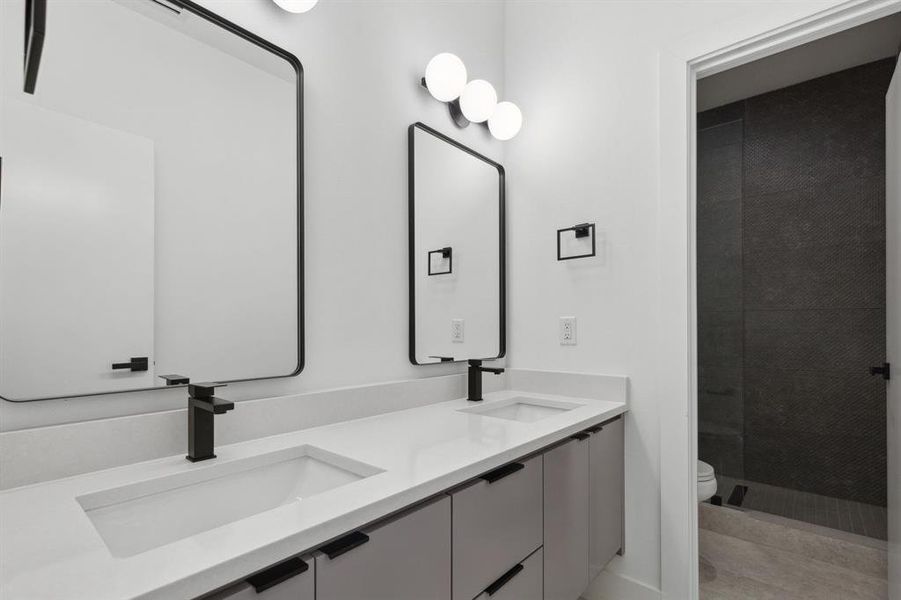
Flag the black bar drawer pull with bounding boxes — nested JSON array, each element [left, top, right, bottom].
[[584, 425, 603, 434], [246, 557, 308, 593], [320, 531, 369, 560], [480, 462, 524, 484], [571, 432, 590, 441], [111, 357, 148, 372], [485, 563, 524, 596]]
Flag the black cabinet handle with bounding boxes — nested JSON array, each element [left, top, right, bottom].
[[23, 0, 46, 94], [571, 432, 590, 441], [584, 425, 603, 434], [480, 462, 524, 484], [246, 557, 308, 593], [320, 531, 369, 560], [485, 563, 524, 596], [111, 357, 148, 372]]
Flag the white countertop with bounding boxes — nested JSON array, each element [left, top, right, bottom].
[[0, 389, 627, 600]]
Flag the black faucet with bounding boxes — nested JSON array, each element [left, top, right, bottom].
[[467, 359, 505, 402], [186, 382, 234, 462]]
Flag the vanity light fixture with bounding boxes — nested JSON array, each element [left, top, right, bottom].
[[424, 53, 467, 102], [420, 54, 522, 139], [459, 79, 497, 123], [488, 101, 523, 141], [272, 0, 318, 13]]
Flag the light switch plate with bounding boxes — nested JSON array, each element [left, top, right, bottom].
[[452, 319, 464, 343], [559, 316, 576, 345]]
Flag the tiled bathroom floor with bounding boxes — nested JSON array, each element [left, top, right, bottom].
[[717, 475, 887, 540], [699, 503, 888, 600]]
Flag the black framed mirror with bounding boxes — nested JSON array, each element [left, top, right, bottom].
[[408, 122, 505, 365], [0, 0, 303, 401]]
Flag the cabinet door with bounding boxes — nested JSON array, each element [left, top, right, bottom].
[[203, 556, 314, 600], [315, 495, 451, 600], [451, 456, 543, 600], [544, 437, 590, 600], [474, 548, 543, 600], [589, 416, 625, 579]]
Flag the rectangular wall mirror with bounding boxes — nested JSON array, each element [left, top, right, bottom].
[[408, 122, 505, 365], [0, 0, 303, 401]]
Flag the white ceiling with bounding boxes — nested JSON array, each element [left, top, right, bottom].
[[698, 12, 901, 112]]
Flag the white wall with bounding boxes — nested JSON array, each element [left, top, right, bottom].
[[0, 0, 506, 431], [503, 1, 844, 596]]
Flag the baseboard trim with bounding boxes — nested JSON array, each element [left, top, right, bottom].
[[582, 568, 662, 600]]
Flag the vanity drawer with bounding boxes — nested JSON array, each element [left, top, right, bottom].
[[544, 436, 590, 600], [451, 455, 543, 600], [473, 547, 543, 600], [315, 495, 451, 600], [203, 556, 314, 600]]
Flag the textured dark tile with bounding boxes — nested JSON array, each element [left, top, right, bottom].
[[744, 368, 886, 438], [743, 59, 893, 196], [699, 120, 743, 150], [743, 241, 885, 311], [744, 428, 886, 505], [698, 143, 742, 206], [698, 366, 743, 436], [699, 431, 744, 479], [698, 256, 743, 313], [698, 310, 743, 369], [698, 100, 744, 129], [698, 195, 742, 255], [743, 176, 885, 251], [744, 309, 885, 373]]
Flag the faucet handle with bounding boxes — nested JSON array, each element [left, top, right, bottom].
[[188, 382, 227, 400]]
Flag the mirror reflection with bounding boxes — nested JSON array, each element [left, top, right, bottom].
[[0, 0, 302, 400]]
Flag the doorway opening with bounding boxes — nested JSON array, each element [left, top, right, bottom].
[[694, 11, 900, 598]]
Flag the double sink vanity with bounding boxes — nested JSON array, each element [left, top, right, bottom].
[[0, 387, 627, 599]]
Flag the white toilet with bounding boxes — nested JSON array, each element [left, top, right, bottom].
[[697, 460, 717, 502]]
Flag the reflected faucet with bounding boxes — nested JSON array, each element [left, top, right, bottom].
[[186, 382, 234, 462], [468, 359, 505, 402]]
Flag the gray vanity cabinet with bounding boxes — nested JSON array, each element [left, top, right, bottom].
[[473, 548, 543, 600], [543, 437, 591, 600], [315, 495, 451, 600], [450, 456, 543, 600], [203, 556, 314, 600], [589, 416, 625, 579]]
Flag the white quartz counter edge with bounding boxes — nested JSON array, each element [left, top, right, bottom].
[[0, 390, 627, 600]]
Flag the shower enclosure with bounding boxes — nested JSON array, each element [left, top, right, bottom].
[[697, 58, 893, 540]]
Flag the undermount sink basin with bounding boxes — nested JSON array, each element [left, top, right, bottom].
[[458, 396, 583, 423], [77, 445, 383, 557]]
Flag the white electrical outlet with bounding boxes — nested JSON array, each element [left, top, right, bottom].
[[451, 319, 464, 343], [560, 316, 577, 345]]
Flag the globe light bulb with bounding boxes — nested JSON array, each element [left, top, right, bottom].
[[459, 79, 497, 123], [424, 53, 467, 103], [273, 0, 318, 14], [488, 101, 522, 140]]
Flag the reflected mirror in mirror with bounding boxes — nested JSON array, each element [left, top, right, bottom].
[[408, 123, 505, 365], [0, 0, 303, 400]]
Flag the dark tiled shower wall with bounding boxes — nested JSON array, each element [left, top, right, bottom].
[[697, 59, 894, 506]]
